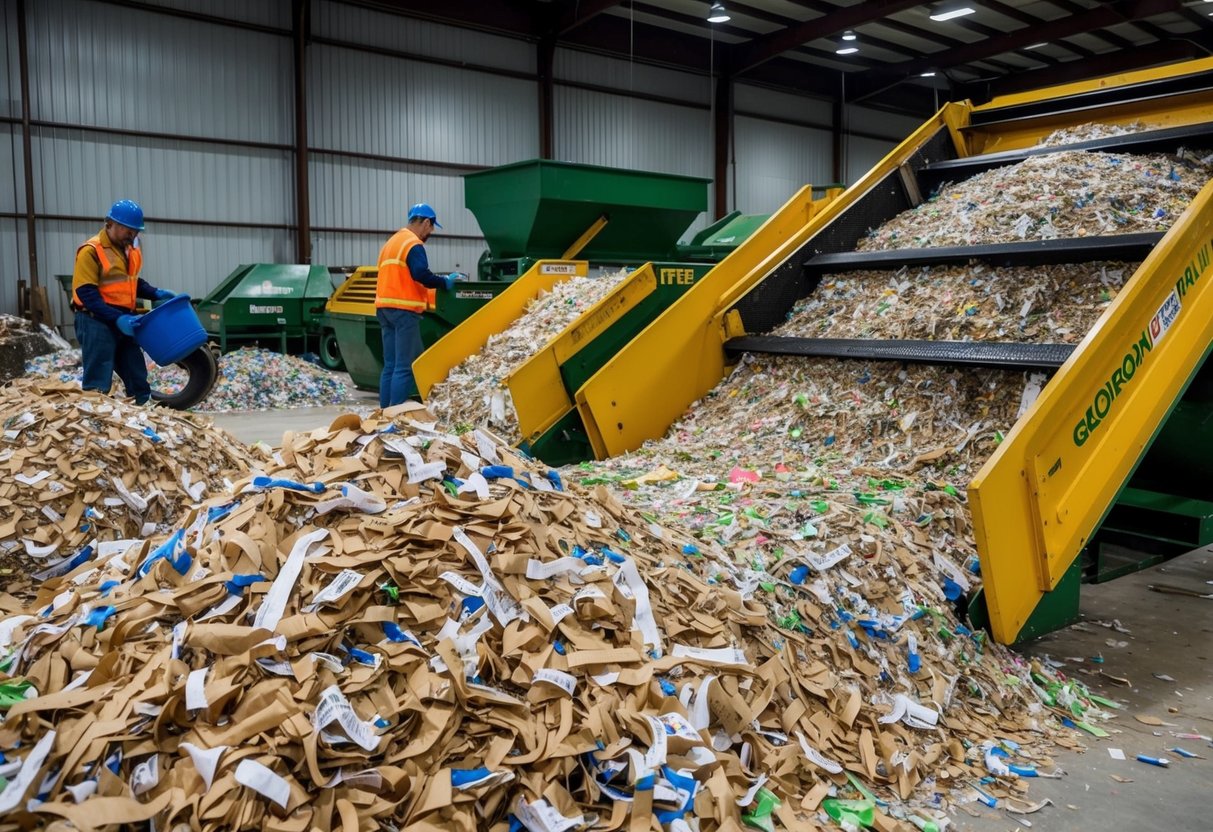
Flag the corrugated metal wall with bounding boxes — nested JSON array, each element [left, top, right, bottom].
[[0, 0, 928, 329]]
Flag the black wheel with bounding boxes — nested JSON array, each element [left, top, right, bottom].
[[319, 329, 345, 371], [151, 346, 219, 410]]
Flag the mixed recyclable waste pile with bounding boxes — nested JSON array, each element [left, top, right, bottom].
[[0, 380, 261, 583], [0, 402, 1097, 831], [25, 347, 351, 412], [426, 270, 632, 443], [0, 316, 70, 385]]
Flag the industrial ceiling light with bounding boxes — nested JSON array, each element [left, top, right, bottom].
[[920, 71, 937, 77], [836, 46, 859, 55], [707, 3, 730, 23], [1024, 42, 1047, 49], [842, 30, 857, 41], [929, 4, 976, 22]]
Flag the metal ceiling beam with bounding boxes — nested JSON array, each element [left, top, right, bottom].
[[848, 0, 1186, 101], [956, 36, 1213, 102], [730, 0, 924, 75], [340, 0, 537, 37], [552, 0, 621, 36]]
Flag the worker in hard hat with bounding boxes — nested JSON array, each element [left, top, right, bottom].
[[374, 202, 457, 407], [70, 199, 177, 404]]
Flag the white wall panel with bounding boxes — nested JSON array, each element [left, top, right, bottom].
[[1, 0, 18, 118], [554, 87, 710, 178], [735, 83, 832, 126], [314, 2, 534, 74], [136, 0, 290, 28], [844, 135, 899, 186], [848, 105, 921, 142], [27, 0, 292, 143], [555, 49, 709, 106], [309, 154, 477, 238], [733, 116, 833, 215], [35, 219, 293, 336], [309, 44, 538, 166], [313, 231, 484, 276], [32, 129, 294, 225], [1, 123, 19, 213]]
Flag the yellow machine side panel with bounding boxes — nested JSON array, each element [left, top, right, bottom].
[[324, 267, 378, 315], [574, 103, 974, 459], [509, 265, 658, 442], [412, 260, 587, 399], [966, 58, 1213, 155], [970, 179, 1213, 644]]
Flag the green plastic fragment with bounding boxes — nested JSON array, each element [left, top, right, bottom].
[[759, 581, 776, 593], [822, 798, 875, 828], [0, 679, 34, 709], [741, 788, 781, 832], [810, 500, 829, 513], [844, 772, 879, 803], [862, 511, 889, 528], [1087, 694, 1123, 709], [379, 582, 399, 603], [854, 493, 891, 506], [944, 484, 958, 496], [1075, 720, 1110, 738]]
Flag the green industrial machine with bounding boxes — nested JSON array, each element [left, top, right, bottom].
[[325, 159, 764, 394], [196, 264, 344, 360]]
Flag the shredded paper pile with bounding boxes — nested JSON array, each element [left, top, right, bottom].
[[427, 271, 631, 442], [0, 380, 260, 582], [26, 347, 350, 412], [0, 404, 1103, 831], [0, 316, 70, 385]]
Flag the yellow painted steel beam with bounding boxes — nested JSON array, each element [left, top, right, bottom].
[[573, 102, 973, 460], [562, 215, 609, 260], [412, 260, 588, 399], [510, 264, 658, 443], [966, 58, 1213, 155], [970, 179, 1213, 644]]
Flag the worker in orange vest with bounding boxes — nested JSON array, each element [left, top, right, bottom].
[[71, 200, 176, 404], [375, 203, 457, 407]]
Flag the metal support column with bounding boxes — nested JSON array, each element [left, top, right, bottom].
[[713, 73, 731, 220], [17, 0, 38, 289], [292, 0, 312, 264]]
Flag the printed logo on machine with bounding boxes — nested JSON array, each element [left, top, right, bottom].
[[1149, 289, 1181, 348], [249, 304, 285, 315], [456, 290, 493, 299], [540, 264, 578, 275], [250, 279, 293, 297]]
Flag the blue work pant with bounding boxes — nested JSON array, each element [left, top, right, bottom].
[[75, 311, 152, 404], [377, 307, 423, 408]]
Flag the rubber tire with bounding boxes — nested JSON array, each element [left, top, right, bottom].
[[319, 329, 345, 371], [151, 345, 219, 411]]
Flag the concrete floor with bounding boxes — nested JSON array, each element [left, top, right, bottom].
[[208, 407, 1211, 830]]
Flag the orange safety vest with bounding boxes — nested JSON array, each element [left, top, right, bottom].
[[375, 227, 437, 313], [72, 234, 143, 311]]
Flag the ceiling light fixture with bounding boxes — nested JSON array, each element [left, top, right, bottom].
[[1024, 42, 1047, 49], [842, 30, 857, 41], [920, 71, 937, 77], [929, 5, 976, 22], [836, 46, 859, 55], [707, 3, 730, 23]]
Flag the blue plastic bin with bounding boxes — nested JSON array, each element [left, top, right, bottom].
[[134, 295, 208, 366]]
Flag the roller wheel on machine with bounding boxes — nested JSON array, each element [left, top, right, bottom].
[[319, 329, 345, 371], [151, 345, 219, 411]]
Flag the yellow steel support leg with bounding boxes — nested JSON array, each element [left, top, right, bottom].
[[971, 179, 1213, 644], [561, 215, 610, 260]]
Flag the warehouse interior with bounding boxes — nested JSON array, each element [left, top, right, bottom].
[[2, 2, 1213, 831]]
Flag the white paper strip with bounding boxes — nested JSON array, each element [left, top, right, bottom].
[[313, 685, 381, 751], [252, 529, 328, 632], [185, 667, 209, 710], [303, 569, 364, 613], [235, 759, 291, 808], [0, 731, 56, 813], [671, 645, 749, 666], [533, 668, 577, 696], [181, 743, 226, 790]]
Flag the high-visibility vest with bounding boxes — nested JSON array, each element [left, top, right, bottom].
[[72, 234, 143, 311], [375, 227, 437, 313]]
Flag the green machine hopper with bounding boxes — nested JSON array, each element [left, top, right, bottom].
[[327, 159, 763, 396], [196, 264, 342, 358]]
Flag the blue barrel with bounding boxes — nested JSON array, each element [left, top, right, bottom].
[[134, 295, 209, 366]]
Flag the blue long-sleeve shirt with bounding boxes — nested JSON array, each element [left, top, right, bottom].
[[406, 245, 448, 290]]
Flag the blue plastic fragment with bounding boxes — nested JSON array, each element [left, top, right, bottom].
[[347, 647, 377, 666], [141, 427, 163, 443], [480, 465, 515, 480], [84, 606, 116, 630], [845, 629, 860, 649], [224, 574, 263, 596], [374, 718, 390, 729], [682, 544, 699, 555], [105, 750, 122, 775], [617, 529, 631, 542], [942, 578, 963, 601], [137, 529, 187, 578], [460, 596, 485, 616], [546, 470, 563, 491], [382, 622, 421, 647], [601, 547, 626, 564], [1008, 764, 1038, 777], [98, 580, 120, 598], [250, 475, 325, 493], [824, 435, 835, 446], [789, 565, 809, 584], [451, 767, 491, 789], [659, 679, 676, 696], [553, 640, 566, 656]]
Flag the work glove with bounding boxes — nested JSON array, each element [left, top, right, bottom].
[[115, 315, 140, 337], [443, 273, 458, 291], [152, 288, 175, 302]]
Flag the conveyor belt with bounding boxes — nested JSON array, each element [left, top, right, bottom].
[[805, 233, 1162, 276], [919, 121, 1213, 192], [725, 336, 1075, 371]]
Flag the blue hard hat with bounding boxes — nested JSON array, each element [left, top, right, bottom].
[[407, 202, 442, 229], [106, 199, 145, 231]]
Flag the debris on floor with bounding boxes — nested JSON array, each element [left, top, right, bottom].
[[1035, 121, 1151, 148], [859, 149, 1213, 249], [0, 407, 1102, 830], [0, 315, 71, 384], [0, 380, 262, 581], [26, 347, 351, 412], [426, 270, 632, 442]]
